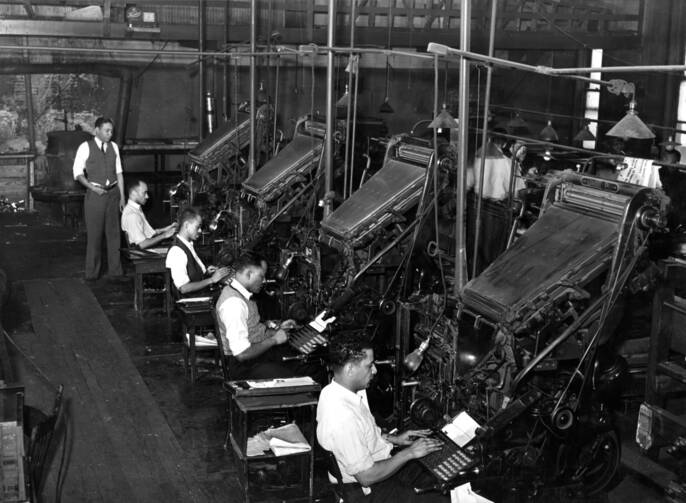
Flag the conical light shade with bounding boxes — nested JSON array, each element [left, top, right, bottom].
[[539, 120, 559, 142], [429, 104, 459, 129], [379, 96, 394, 113], [573, 125, 596, 143], [659, 135, 679, 148], [606, 101, 655, 139], [506, 113, 531, 135], [336, 85, 350, 108]]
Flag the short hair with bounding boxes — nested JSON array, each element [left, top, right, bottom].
[[328, 333, 373, 371], [94, 117, 114, 129], [127, 179, 146, 195], [177, 207, 201, 228], [233, 250, 266, 273]]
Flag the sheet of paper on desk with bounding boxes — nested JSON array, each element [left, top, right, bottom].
[[176, 296, 212, 303], [451, 483, 493, 503], [266, 423, 311, 456], [245, 376, 316, 388], [442, 411, 481, 448], [148, 246, 169, 255]]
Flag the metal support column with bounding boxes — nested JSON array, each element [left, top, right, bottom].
[[324, 0, 336, 217], [454, 0, 470, 294]]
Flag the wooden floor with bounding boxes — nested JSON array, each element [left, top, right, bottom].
[[22, 278, 216, 502]]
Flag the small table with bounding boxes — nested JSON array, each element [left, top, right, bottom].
[[227, 386, 319, 503], [176, 299, 217, 384], [121, 248, 172, 316]]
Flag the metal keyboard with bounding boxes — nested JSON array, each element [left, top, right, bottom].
[[418, 429, 476, 482], [288, 325, 329, 354]]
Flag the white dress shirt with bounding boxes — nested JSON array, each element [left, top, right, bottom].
[[121, 200, 155, 245], [72, 137, 123, 184], [165, 235, 207, 289], [216, 279, 253, 356], [316, 379, 393, 492]]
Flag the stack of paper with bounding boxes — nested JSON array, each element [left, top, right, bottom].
[[184, 332, 218, 347], [246, 432, 271, 457], [265, 423, 311, 456], [245, 376, 316, 388]]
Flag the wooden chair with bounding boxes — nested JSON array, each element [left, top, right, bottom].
[[27, 385, 64, 503], [211, 309, 230, 383], [211, 309, 234, 450], [324, 449, 347, 503]]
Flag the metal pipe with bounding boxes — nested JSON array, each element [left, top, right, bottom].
[[427, 42, 611, 86], [343, 0, 356, 200], [272, 55, 280, 156], [198, 0, 204, 140], [222, 1, 228, 123], [324, 0, 336, 217], [471, 0, 497, 278], [0, 43, 432, 61], [454, 0, 470, 294], [248, 0, 256, 176], [349, 61, 360, 199], [550, 64, 686, 75]]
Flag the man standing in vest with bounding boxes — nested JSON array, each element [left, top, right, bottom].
[[216, 251, 296, 380], [165, 207, 230, 296], [73, 117, 126, 280]]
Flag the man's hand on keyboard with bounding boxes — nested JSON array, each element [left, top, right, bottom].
[[406, 437, 444, 459], [393, 429, 432, 446]]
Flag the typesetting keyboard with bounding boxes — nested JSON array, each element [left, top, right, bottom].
[[418, 429, 476, 482]]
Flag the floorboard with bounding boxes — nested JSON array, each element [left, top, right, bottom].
[[23, 278, 216, 502]]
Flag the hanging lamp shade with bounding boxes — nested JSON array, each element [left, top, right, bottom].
[[659, 135, 679, 149], [539, 120, 559, 142], [506, 112, 531, 135], [573, 123, 596, 143], [336, 84, 350, 108], [379, 96, 394, 114], [606, 100, 655, 139], [429, 104, 459, 129]]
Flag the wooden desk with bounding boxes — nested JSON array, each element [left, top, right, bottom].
[[228, 390, 319, 503], [176, 300, 217, 384], [121, 248, 172, 316]]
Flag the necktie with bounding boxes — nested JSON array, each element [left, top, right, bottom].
[[101, 142, 106, 154]]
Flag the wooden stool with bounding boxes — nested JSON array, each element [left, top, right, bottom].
[[122, 249, 173, 316], [227, 385, 319, 503], [177, 300, 217, 384]]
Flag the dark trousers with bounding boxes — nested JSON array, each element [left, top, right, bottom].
[[84, 189, 122, 279], [226, 344, 296, 381], [341, 463, 449, 503]]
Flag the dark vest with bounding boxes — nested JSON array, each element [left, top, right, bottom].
[[84, 139, 117, 185], [216, 283, 267, 355], [169, 236, 207, 297]]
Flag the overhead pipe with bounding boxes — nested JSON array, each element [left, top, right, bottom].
[[454, 0, 470, 293], [0, 43, 434, 61], [324, 0, 336, 217], [248, 0, 257, 176], [427, 42, 613, 86]]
